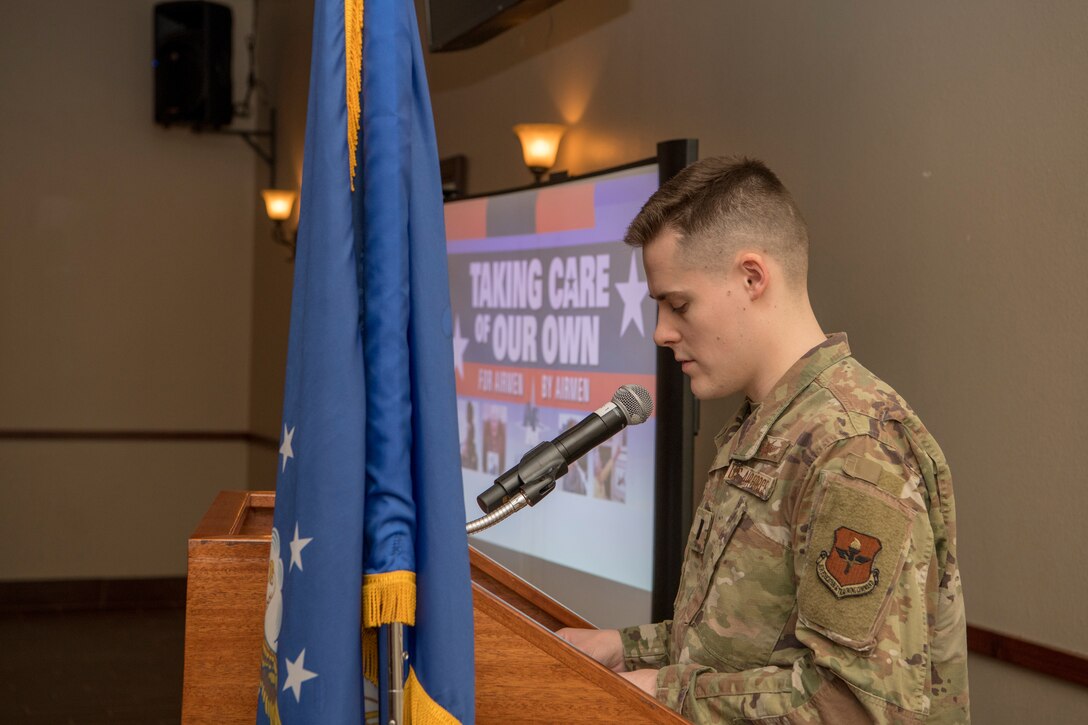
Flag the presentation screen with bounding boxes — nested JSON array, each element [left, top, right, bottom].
[[445, 164, 662, 624]]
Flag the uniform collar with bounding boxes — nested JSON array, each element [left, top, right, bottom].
[[725, 332, 853, 462]]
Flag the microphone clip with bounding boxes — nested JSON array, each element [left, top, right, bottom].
[[476, 441, 567, 513]]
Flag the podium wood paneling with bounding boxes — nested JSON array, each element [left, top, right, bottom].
[[182, 491, 687, 724], [182, 491, 274, 724]]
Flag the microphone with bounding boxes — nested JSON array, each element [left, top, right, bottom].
[[476, 384, 654, 513]]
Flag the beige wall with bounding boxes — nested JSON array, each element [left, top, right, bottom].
[[245, 0, 314, 488], [0, 0, 260, 579], [420, 0, 1088, 716]]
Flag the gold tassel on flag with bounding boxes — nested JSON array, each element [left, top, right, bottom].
[[345, 0, 363, 189]]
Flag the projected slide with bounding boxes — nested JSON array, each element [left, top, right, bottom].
[[446, 166, 659, 592]]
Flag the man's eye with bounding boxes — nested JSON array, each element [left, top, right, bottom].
[[671, 303, 688, 314]]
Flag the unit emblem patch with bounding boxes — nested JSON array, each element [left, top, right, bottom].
[[816, 526, 882, 598]]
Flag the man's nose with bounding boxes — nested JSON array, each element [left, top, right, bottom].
[[654, 315, 679, 347]]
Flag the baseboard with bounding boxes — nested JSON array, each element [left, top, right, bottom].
[[967, 624, 1088, 689], [0, 576, 187, 614]]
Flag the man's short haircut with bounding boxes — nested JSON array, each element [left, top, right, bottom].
[[624, 157, 809, 286]]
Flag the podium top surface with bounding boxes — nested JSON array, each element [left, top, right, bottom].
[[191, 490, 274, 541]]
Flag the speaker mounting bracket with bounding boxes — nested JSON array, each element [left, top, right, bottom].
[[206, 107, 279, 188]]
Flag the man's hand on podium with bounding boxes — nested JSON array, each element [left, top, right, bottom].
[[556, 628, 660, 697], [555, 628, 625, 672], [618, 668, 659, 695]]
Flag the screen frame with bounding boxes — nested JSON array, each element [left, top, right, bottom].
[[448, 139, 699, 621]]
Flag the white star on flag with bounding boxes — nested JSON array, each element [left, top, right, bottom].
[[614, 251, 648, 337], [282, 649, 318, 703], [452, 315, 470, 379], [289, 522, 313, 572], [280, 425, 296, 472]]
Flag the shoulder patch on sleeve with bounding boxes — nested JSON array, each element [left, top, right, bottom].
[[816, 527, 882, 597], [798, 471, 915, 650]]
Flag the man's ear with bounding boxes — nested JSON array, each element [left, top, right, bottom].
[[738, 253, 769, 300]]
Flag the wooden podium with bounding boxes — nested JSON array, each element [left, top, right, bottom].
[[182, 491, 687, 724]]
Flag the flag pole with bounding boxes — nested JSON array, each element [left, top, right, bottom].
[[386, 622, 406, 724]]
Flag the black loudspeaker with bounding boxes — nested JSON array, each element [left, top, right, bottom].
[[154, 1, 233, 128]]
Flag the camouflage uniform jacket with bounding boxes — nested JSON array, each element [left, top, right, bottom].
[[619, 334, 969, 723]]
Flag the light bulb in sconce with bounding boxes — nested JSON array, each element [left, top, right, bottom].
[[513, 123, 566, 184], [261, 189, 298, 255], [261, 189, 297, 221]]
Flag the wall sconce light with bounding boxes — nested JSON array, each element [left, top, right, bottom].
[[513, 123, 566, 184], [261, 188, 298, 253]]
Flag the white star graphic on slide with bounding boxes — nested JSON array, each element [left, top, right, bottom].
[[282, 649, 318, 703], [289, 523, 313, 572], [614, 251, 647, 337], [452, 315, 470, 379], [279, 425, 296, 472]]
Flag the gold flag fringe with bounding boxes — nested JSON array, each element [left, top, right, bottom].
[[361, 570, 416, 685], [345, 0, 363, 189], [406, 668, 463, 725], [362, 625, 380, 685], [363, 570, 416, 627], [358, 570, 462, 723]]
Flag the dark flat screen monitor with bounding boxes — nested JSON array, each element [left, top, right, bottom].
[[445, 141, 697, 627]]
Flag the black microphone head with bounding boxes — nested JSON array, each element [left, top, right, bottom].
[[612, 384, 654, 424]]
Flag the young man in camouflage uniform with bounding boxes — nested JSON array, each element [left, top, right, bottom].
[[558, 158, 969, 722]]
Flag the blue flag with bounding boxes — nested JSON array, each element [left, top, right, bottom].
[[258, 1, 476, 723]]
